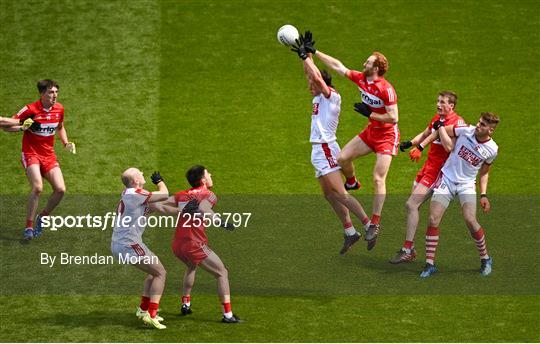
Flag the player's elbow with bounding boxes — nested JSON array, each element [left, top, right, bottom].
[[443, 144, 453, 153]]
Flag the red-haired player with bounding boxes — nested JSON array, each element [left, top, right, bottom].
[[301, 32, 399, 250]]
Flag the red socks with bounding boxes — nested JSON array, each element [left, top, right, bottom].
[[222, 302, 232, 315], [140, 296, 150, 311], [182, 295, 191, 305], [403, 240, 414, 250], [148, 302, 159, 318], [346, 177, 357, 186], [471, 227, 489, 259], [370, 214, 380, 225], [425, 226, 440, 265]]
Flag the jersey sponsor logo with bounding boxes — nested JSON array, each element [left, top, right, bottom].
[[312, 103, 319, 115], [457, 145, 483, 166], [359, 89, 384, 108], [31, 122, 59, 136]]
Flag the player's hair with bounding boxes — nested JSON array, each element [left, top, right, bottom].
[[37, 79, 59, 94], [321, 70, 333, 87], [480, 112, 500, 126], [372, 52, 388, 76], [186, 165, 206, 187], [439, 91, 458, 108]]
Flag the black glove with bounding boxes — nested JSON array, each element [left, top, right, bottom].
[[290, 37, 308, 60], [150, 171, 163, 185], [432, 120, 444, 130], [181, 198, 199, 215], [29, 120, 41, 132], [220, 222, 236, 231], [303, 30, 316, 54], [399, 141, 413, 152], [353, 102, 372, 117]]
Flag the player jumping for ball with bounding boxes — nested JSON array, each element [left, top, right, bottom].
[[151, 165, 241, 323], [298, 32, 399, 250], [418, 112, 499, 278], [290, 36, 371, 254]]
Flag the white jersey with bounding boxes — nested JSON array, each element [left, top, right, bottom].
[[111, 188, 152, 246], [310, 88, 341, 143], [441, 125, 498, 184]]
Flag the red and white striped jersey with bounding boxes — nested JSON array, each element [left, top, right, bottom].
[[12, 99, 64, 156], [310, 87, 341, 144], [111, 188, 152, 245], [347, 70, 397, 129]]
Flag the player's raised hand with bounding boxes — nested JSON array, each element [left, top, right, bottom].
[[480, 195, 491, 213], [303, 30, 316, 54], [65, 142, 76, 154], [399, 141, 413, 152], [21, 118, 34, 131], [409, 147, 423, 162], [354, 102, 372, 117], [291, 37, 308, 60], [433, 120, 444, 130], [151, 171, 164, 185]]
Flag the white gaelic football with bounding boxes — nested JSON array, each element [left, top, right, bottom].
[[277, 24, 299, 46]]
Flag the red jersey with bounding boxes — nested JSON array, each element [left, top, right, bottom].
[[12, 100, 64, 156], [173, 185, 218, 244], [347, 70, 397, 129], [425, 111, 466, 168]]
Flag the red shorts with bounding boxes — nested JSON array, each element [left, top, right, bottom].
[[415, 163, 442, 188], [172, 240, 213, 266], [358, 126, 400, 156], [21, 153, 59, 175]]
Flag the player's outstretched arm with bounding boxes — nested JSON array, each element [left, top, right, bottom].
[[313, 51, 349, 77], [149, 196, 178, 215], [303, 57, 331, 98], [478, 163, 492, 213], [400, 126, 430, 152]]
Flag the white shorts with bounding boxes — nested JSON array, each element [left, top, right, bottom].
[[111, 241, 157, 264], [431, 174, 476, 208], [311, 141, 341, 178]]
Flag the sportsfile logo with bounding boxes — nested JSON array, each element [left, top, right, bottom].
[[38, 212, 252, 231]]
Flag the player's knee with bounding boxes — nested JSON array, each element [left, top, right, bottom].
[[372, 176, 386, 188], [31, 184, 43, 195], [428, 214, 440, 227], [215, 267, 228, 279], [405, 200, 419, 213], [54, 186, 66, 195], [337, 154, 348, 166]]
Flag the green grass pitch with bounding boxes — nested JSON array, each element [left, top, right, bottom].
[[1, 0, 539, 342]]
